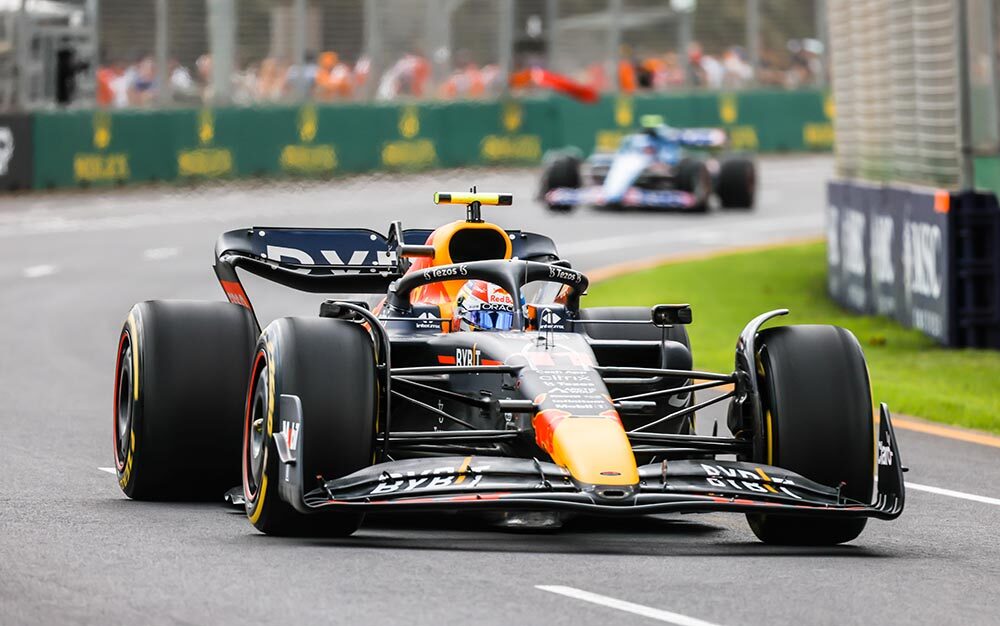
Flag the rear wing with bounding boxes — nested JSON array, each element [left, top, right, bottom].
[[213, 224, 558, 320]]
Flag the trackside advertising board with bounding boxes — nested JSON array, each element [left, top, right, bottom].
[[0, 113, 34, 191], [26, 89, 833, 190], [827, 180, 955, 345]]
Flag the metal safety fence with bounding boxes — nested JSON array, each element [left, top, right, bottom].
[[2, 0, 829, 111], [825, 0, 1000, 349]]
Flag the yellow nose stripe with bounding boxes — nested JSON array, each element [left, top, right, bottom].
[[550, 418, 639, 486]]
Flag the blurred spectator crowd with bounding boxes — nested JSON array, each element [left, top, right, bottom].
[[95, 38, 825, 108]]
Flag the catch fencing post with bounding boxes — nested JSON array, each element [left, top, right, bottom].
[[606, 0, 622, 93], [206, 0, 235, 105], [498, 0, 514, 96], [155, 0, 169, 105], [746, 0, 760, 83], [292, 0, 307, 101]]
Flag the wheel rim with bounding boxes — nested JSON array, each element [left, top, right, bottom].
[[114, 336, 133, 471], [245, 364, 268, 499]]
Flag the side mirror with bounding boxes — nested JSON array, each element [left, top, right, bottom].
[[651, 304, 692, 326]]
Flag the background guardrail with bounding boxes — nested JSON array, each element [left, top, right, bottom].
[[25, 88, 832, 190], [827, 181, 1000, 349]]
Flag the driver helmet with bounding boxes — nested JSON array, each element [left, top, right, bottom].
[[456, 280, 516, 332]]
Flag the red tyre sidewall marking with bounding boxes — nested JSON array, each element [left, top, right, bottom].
[[112, 330, 129, 473], [243, 350, 267, 504]]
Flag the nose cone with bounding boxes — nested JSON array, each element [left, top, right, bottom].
[[602, 153, 650, 202], [534, 412, 639, 486]]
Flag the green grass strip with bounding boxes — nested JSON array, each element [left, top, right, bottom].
[[585, 242, 1000, 433]]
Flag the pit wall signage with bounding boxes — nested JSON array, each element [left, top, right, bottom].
[[827, 180, 955, 345], [27, 89, 832, 190]]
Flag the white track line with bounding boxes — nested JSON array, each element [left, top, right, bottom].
[[97, 467, 116, 474], [23, 264, 57, 278], [907, 482, 1000, 507], [536, 586, 722, 626]]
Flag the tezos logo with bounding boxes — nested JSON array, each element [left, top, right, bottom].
[[423, 265, 468, 281], [548, 266, 581, 283]]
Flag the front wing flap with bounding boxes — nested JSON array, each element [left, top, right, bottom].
[[286, 405, 904, 520]]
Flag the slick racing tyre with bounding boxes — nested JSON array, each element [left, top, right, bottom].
[[113, 301, 257, 500], [578, 307, 694, 436], [675, 158, 712, 212], [243, 317, 377, 537], [748, 325, 875, 545], [717, 156, 756, 209], [540, 153, 581, 213]]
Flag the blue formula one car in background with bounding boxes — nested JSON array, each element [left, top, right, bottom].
[[540, 115, 756, 213]]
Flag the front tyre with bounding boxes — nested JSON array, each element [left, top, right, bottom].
[[747, 325, 875, 545], [113, 301, 257, 500], [717, 157, 756, 209], [243, 317, 378, 537], [540, 153, 581, 213], [676, 158, 712, 212]]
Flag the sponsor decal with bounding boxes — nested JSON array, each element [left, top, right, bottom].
[[534, 369, 610, 412], [803, 122, 834, 149], [74, 111, 131, 182], [455, 346, 481, 367], [177, 109, 234, 178], [220, 280, 251, 308], [548, 265, 582, 284], [280, 105, 338, 174], [877, 437, 894, 467], [725, 125, 759, 151], [281, 419, 300, 452], [902, 220, 945, 337], [870, 213, 897, 314], [423, 264, 469, 281], [262, 244, 393, 272], [382, 106, 437, 168], [701, 464, 802, 499], [538, 308, 567, 331], [414, 311, 440, 330], [902, 221, 942, 300], [368, 464, 491, 495], [614, 96, 633, 128], [842, 208, 868, 310], [719, 94, 738, 124]]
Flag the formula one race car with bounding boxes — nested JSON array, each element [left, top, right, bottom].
[[541, 115, 756, 212], [112, 191, 903, 544]]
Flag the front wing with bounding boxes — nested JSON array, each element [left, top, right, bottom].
[[281, 407, 904, 520], [545, 186, 698, 209]]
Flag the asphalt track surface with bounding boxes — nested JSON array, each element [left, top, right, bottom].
[[1, 155, 999, 625]]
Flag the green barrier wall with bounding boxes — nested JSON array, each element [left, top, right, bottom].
[[31, 90, 833, 189]]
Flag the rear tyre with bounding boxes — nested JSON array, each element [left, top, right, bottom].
[[540, 153, 581, 213], [717, 157, 756, 209], [113, 300, 257, 500], [243, 317, 377, 537], [675, 158, 712, 212], [747, 325, 875, 545]]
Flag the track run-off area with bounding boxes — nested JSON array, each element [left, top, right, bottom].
[[1, 155, 998, 625]]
